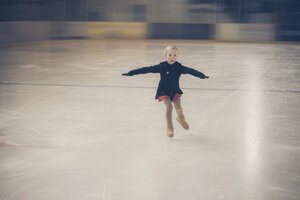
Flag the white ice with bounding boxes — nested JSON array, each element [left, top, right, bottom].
[[0, 40, 300, 200]]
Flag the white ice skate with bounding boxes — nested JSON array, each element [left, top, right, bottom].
[[167, 128, 174, 139]]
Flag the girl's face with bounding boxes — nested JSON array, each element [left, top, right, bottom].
[[165, 49, 178, 65]]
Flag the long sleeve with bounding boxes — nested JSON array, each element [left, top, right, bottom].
[[128, 64, 161, 76], [181, 66, 207, 79]]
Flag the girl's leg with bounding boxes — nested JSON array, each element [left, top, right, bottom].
[[162, 98, 174, 138], [173, 98, 189, 130]]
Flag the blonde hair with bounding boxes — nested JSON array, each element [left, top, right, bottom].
[[163, 46, 178, 57]]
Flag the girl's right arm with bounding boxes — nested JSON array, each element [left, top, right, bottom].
[[122, 64, 161, 76]]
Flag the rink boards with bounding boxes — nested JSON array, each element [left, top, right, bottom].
[[0, 21, 299, 44]]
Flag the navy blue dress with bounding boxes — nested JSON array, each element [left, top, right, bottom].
[[128, 61, 208, 100]]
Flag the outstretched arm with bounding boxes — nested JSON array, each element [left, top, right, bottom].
[[181, 66, 209, 79], [122, 64, 161, 76]]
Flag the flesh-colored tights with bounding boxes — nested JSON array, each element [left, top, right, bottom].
[[162, 97, 188, 137]]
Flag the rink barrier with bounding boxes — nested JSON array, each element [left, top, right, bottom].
[[49, 22, 88, 40], [51, 22, 147, 40], [1, 21, 300, 44], [0, 21, 147, 44], [86, 22, 147, 39], [147, 23, 215, 40], [215, 23, 275, 42], [275, 25, 300, 41], [0, 21, 50, 44]]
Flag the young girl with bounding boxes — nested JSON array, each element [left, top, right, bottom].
[[122, 46, 209, 139]]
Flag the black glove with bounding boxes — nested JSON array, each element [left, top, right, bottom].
[[122, 73, 132, 76]]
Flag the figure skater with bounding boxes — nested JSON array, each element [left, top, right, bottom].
[[122, 46, 209, 139]]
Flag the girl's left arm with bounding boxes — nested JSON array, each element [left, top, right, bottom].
[[181, 65, 209, 79]]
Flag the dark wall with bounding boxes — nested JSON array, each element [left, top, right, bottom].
[[0, 0, 88, 21], [1, 0, 300, 25], [0, 0, 299, 42]]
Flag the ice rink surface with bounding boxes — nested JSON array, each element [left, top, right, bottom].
[[0, 40, 299, 200]]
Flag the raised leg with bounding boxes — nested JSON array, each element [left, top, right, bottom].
[[173, 98, 189, 130], [162, 98, 174, 138]]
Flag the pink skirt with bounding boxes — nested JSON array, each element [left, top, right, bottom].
[[158, 93, 182, 102]]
